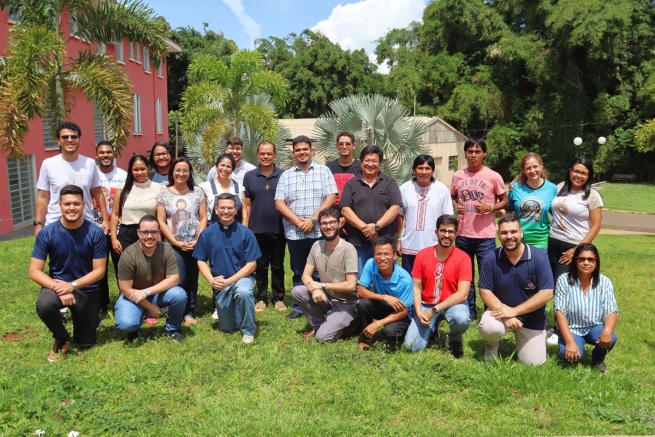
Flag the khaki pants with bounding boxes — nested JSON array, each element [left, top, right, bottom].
[[479, 310, 546, 366]]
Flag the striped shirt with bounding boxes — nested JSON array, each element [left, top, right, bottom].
[[274, 161, 338, 240], [554, 273, 619, 336]]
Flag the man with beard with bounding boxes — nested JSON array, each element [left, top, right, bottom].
[[29, 185, 107, 361], [290, 207, 358, 342], [478, 213, 554, 365], [403, 214, 472, 356]]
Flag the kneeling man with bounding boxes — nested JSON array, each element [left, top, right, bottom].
[[478, 213, 554, 365], [29, 185, 107, 361], [404, 214, 471, 356], [356, 236, 413, 350], [194, 193, 261, 344], [291, 207, 358, 342], [115, 215, 187, 342]]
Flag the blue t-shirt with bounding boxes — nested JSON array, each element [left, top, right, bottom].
[[31, 220, 107, 294], [192, 221, 262, 279], [507, 180, 558, 248], [478, 243, 554, 330], [358, 259, 414, 315]]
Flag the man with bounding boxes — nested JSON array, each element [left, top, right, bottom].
[[356, 236, 413, 350], [28, 185, 107, 361], [275, 135, 338, 320], [478, 213, 554, 366], [403, 214, 472, 357], [114, 215, 187, 342], [326, 130, 360, 206], [35, 121, 109, 236], [450, 137, 508, 320], [94, 140, 127, 312], [290, 207, 358, 342], [194, 193, 261, 344], [243, 141, 287, 314], [206, 136, 256, 188], [341, 145, 402, 273]]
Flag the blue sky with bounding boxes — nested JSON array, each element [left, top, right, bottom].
[[147, 0, 426, 68]]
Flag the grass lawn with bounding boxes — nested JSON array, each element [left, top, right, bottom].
[[595, 182, 655, 214], [1, 234, 654, 436]]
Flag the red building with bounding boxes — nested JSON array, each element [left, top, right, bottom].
[[0, 8, 180, 235]]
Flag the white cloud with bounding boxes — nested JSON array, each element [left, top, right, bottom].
[[220, 0, 261, 47], [312, 0, 425, 72]]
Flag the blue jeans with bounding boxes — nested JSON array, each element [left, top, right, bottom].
[[213, 277, 256, 336], [558, 324, 617, 365], [455, 236, 496, 319], [287, 238, 319, 314], [404, 303, 470, 352], [355, 245, 374, 278], [114, 286, 187, 333], [401, 254, 416, 274]]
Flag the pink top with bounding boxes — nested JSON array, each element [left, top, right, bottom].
[[450, 166, 506, 238]]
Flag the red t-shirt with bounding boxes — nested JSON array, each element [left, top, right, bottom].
[[411, 246, 472, 305]]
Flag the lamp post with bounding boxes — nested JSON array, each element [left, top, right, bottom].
[[573, 137, 583, 157]]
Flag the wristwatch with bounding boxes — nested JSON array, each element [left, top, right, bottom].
[[71, 281, 79, 292], [311, 217, 318, 225], [33, 221, 44, 227], [374, 223, 381, 232], [431, 306, 439, 315], [321, 283, 327, 291], [145, 287, 152, 297]]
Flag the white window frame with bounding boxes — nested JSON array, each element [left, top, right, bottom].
[[133, 94, 142, 135], [42, 116, 59, 151], [143, 47, 151, 73], [69, 11, 78, 37], [157, 62, 164, 78], [128, 42, 135, 60], [97, 42, 106, 55], [135, 43, 141, 63], [114, 41, 124, 63], [155, 98, 163, 134], [448, 156, 457, 171], [6, 154, 36, 227]]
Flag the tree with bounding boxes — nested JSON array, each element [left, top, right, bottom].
[[0, 0, 170, 159], [180, 49, 289, 175], [313, 94, 428, 183]]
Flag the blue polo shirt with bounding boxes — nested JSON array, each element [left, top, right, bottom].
[[243, 166, 284, 234], [193, 221, 261, 279], [358, 259, 414, 315], [478, 243, 554, 330]]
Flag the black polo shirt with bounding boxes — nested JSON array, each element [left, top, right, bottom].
[[243, 166, 284, 234], [340, 171, 402, 247]]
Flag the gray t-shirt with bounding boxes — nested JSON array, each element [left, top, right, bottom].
[[307, 239, 358, 303], [117, 242, 179, 290]]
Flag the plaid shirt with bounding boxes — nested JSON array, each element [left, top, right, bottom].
[[274, 161, 338, 240]]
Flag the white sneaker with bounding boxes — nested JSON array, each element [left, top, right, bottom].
[[484, 341, 500, 361], [242, 334, 254, 344], [212, 309, 218, 320], [546, 328, 554, 337], [60, 307, 69, 320], [546, 333, 559, 346]]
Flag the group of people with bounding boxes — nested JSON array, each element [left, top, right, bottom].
[[29, 122, 618, 374]]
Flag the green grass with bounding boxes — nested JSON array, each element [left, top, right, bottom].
[[596, 182, 655, 214], [1, 235, 654, 436]]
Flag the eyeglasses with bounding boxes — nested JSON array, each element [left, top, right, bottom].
[[154, 153, 169, 158], [362, 159, 380, 165], [138, 230, 160, 237], [576, 256, 597, 263], [60, 135, 79, 140], [438, 229, 457, 235], [319, 220, 338, 228], [570, 169, 589, 177], [174, 169, 190, 174], [337, 142, 352, 146]]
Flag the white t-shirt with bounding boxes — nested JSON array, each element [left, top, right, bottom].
[[198, 179, 244, 217], [399, 180, 454, 254], [206, 160, 256, 188], [93, 166, 127, 224], [36, 154, 102, 225], [549, 183, 603, 244]]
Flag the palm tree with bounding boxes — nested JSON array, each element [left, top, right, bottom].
[[0, 0, 170, 159], [180, 49, 289, 172], [313, 94, 429, 182]]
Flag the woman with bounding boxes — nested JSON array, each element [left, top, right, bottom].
[[157, 157, 207, 325], [147, 141, 173, 184], [199, 154, 247, 224], [506, 152, 558, 249], [396, 155, 453, 273], [554, 243, 618, 374], [110, 155, 161, 269]]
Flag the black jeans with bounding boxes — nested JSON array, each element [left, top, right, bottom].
[[36, 287, 100, 345], [110, 224, 139, 275], [174, 246, 200, 318], [254, 233, 286, 304], [98, 233, 112, 311], [357, 298, 410, 346]]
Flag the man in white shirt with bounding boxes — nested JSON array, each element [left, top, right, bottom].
[[206, 136, 256, 188]]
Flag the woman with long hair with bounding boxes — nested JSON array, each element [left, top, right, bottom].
[[157, 157, 207, 325], [147, 141, 173, 184], [554, 243, 618, 374], [199, 153, 247, 224]]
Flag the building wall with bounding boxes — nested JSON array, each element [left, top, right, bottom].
[[0, 9, 170, 235]]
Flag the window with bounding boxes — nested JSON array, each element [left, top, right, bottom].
[[132, 94, 142, 134], [114, 41, 124, 63], [448, 156, 458, 171], [128, 42, 135, 60], [94, 104, 107, 144], [69, 12, 78, 36], [97, 42, 106, 55], [143, 48, 151, 73], [155, 99, 163, 133], [42, 116, 59, 150], [7, 155, 36, 227], [135, 43, 141, 63], [8, 6, 20, 22], [157, 62, 164, 78]]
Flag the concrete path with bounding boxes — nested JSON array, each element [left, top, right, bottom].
[[601, 210, 655, 234]]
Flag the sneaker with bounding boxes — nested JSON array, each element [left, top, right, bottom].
[[546, 333, 559, 346], [184, 317, 197, 326], [302, 329, 315, 338], [357, 342, 372, 351], [274, 301, 287, 312], [125, 331, 140, 343], [47, 340, 70, 362], [212, 309, 219, 320], [484, 341, 500, 361], [168, 330, 186, 342], [255, 301, 267, 314], [60, 307, 69, 321], [595, 362, 609, 375], [242, 334, 254, 344], [450, 339, 464, 359], [285, 310, 303, 320]]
